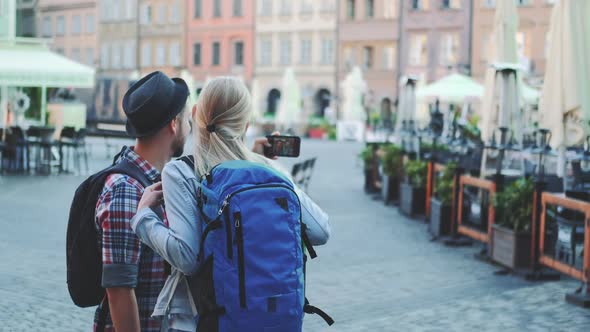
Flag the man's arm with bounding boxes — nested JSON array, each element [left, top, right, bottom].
[[107, 288, 140, 332], [96, 175, 144, 331]]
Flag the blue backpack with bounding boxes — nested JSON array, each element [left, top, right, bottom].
[[180, 157, 333, 332]]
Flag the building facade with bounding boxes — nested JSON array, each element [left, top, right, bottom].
[[37, 0, 98, 67], [471, 0, 555, 86], [139, 0, 185, 77], [255, 0, 338, 118], [339, 0, 399, 118], [400, 0, 473, 84], [187, 0, 255, 89]]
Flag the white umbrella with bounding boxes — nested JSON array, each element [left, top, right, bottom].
[[479, 0, 522, 142], [416, 73, 484, 104], [395, 76, 418, 134], [340, 66, 367, 122], [539, 0, 590, 176], [250, 78, 262, 123]]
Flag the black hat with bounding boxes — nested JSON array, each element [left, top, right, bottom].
[[123, 71, 189, 138]]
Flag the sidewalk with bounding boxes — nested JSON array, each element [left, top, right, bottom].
[[0, 139, 588, 331]]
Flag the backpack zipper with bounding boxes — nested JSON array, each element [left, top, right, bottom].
[[234, 211, 246, 308], [223, 206, 233, 260]]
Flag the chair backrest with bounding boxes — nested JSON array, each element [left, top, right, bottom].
[[303, 158, 317, 190], [60, 126, 77, 140], [291, 162, 305, 187]]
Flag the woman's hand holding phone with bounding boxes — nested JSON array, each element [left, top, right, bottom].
[[253, 131, 280, 160]]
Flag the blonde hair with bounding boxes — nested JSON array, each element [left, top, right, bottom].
[[192, 77, 271, 177]]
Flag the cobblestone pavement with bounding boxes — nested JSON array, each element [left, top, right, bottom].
[[0, 139, 589, 331]]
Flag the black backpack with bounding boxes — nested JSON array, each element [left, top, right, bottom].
[[66, 147, 151, 308]]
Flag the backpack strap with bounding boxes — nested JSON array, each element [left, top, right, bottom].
[[178, 155, 195, 169], [110, 158, 153, 188], [304, 298, 334, 326], [301, 223, 317, 259]]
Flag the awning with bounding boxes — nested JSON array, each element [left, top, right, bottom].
[[0, 40, 95, 88], [416, 73, 484, 104]]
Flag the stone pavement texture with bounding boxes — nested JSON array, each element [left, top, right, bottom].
[[0, 138, 589, 332]]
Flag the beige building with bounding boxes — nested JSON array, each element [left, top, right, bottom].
[[339, 0, 399, 117], [138, 0, 185, 77], [254, 0, 338, 118], [400, 0, 473, 84], [472, 0, 555, 85], [37, 0, 98, 67]]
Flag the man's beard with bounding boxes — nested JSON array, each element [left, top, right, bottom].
[[172, 137, 185, 158]]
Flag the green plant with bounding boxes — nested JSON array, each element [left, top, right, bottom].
[[405, 160, 428, 188], [382, 145, 403, 177], [493, 178, 534, 233], [360, 146, 375, 171], [434, 162, 457, 205]]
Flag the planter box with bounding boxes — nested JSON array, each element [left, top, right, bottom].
[[491, 224, 532, 270], [400, 182, 426, 217], [381, 175, 399, 205], [429, 198, 452, 237], [364, 169, 378, 193]]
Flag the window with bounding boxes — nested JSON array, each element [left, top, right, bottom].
[[442, 0, 461, 9], [72, 15, 81, 35], [384, 0, 396, 18], [411, 0, 430, 10], [410, 34, 428, 66], [280, 38, 291, 65], [300, 0, 313, 14], [259, 39, 272, 66], [101, 44, 110, 68], [157, 4, 167, 24], [300, 39, 312, 65], [320, 0, 336, 13], [321, 38, 335, 65], [124, 42, 135, 68], [42, 16, 52, 37], [56, 48, 65, 55], [112, 0, 121, 21], [125, 0, 136, 20], [383, 46, 395, 70], [212, 42, 221, 66], [233, 0, 243, 16], [234, 41, 244, 66], [344, 46, 355, 69], [112, 43, 122, 69], [347, 0, 355, 19], [194, 0, 201, 18], [142, 43, 152, 67], [213, 0, 222, 17], [516, 0, 531, 6], [366, 0, 374, 18], [260, 0, 272, 16], [86, 14, 95, 33], [156, 43, 166, 66], [280, 0, 291, 15], [86, 48, 94, 66], [363, 46, 373, 69], [193, 43, 202, 65], [546, 0, 556, 4], [141, 4, 152, 24], [483, 0, 496, 7], [56, 15, 65, 36], [440, 33, 459, 66], [72, 48, 81, 62], [170, 2, 181, 23], [170, 42, 181, 66]]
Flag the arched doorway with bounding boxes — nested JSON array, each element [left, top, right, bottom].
[[266, 89, 281, 115], [314, 89, 331, 117], [381, 97, 393, 130]]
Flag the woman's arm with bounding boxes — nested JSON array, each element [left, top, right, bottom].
[[131, 162, 202, 275], [294, 185, 331, 246]]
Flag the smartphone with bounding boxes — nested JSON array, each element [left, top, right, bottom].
[[264, 135, 301, 158]]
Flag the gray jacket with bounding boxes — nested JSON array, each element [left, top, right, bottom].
[[131, 159, 331, 331]]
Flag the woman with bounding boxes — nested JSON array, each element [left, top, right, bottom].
[[131, 77, 331, 331]]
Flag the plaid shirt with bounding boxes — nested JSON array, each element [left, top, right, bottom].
[[94, 147, 168, 332]]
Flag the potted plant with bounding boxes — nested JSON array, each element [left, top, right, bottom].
[[491, 178, 534, 270], [429, 163, 457, 237], [360, 146, 378, 193], [381, 145, 403, 205], [307, 116, 327, 139], [400, 159, 428, 217]]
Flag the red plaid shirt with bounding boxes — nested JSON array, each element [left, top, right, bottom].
[[94, 147, 168, 332]]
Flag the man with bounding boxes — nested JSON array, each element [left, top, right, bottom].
[[94, 71, 191, 332], [94, 71, 275, 331]]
